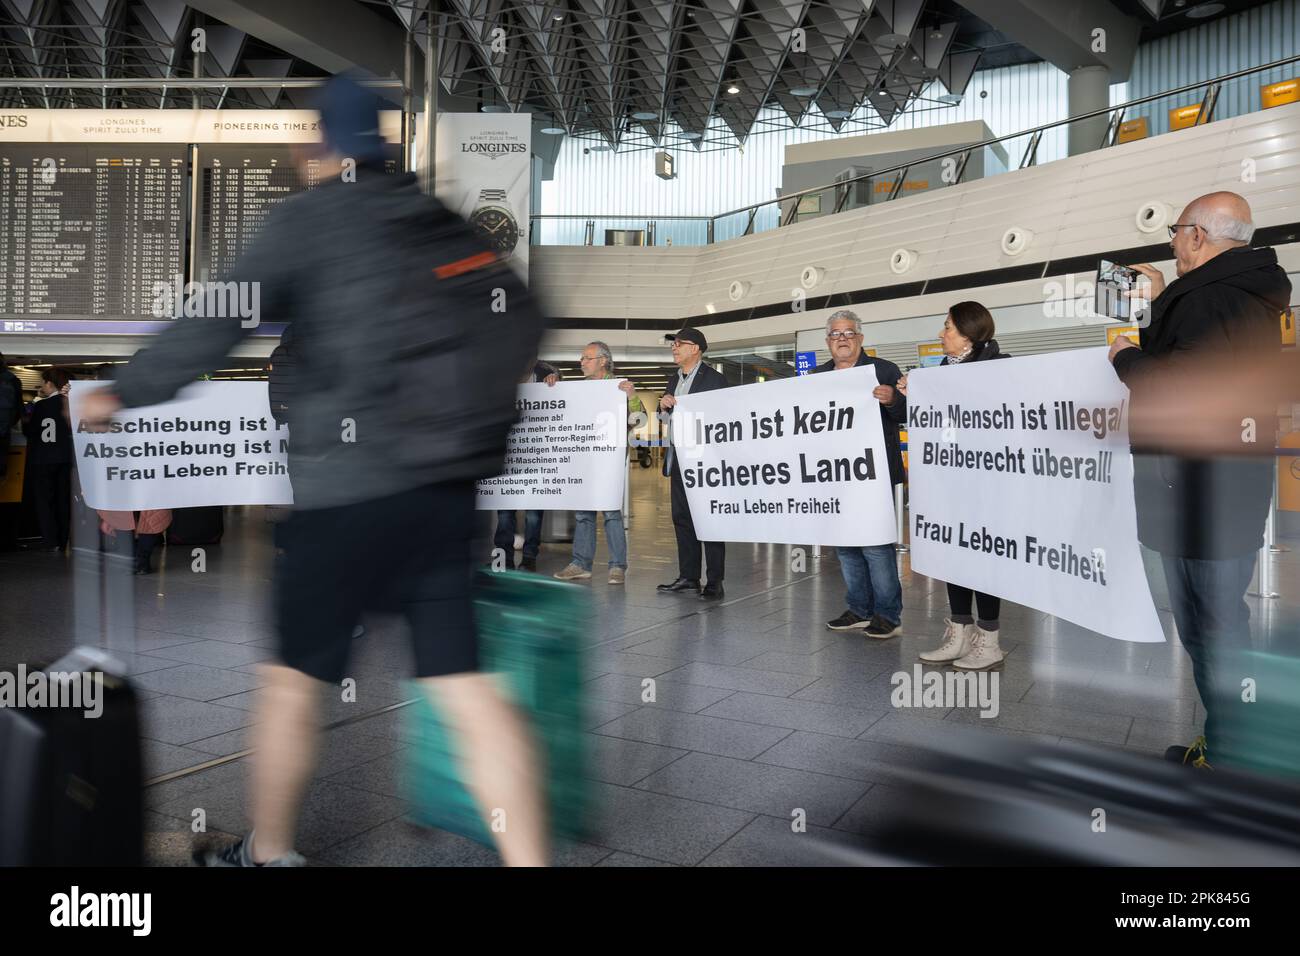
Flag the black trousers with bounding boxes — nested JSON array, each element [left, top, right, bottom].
[[31, 461, 71, 549], [669, 465, 724, 584]]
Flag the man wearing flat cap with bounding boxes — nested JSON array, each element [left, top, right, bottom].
[[657, 327, 732, 599]]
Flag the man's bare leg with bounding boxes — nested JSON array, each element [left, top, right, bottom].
[[421, 673, 549, 867], [248, 663, 322, 862]]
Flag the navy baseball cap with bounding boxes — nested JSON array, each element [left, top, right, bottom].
[[316, 73, 387, 163]]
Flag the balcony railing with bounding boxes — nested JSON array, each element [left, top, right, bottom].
[[530, 53, 1300, 248]]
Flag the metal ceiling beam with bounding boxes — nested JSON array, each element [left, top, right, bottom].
[[184, 0, 419, 104], [959, 0, 1140, 81]]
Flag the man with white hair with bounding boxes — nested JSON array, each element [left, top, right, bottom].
[[1109, 191, 1291, 770], [814, 310, 908, 639], [554, 341, 642, 584]]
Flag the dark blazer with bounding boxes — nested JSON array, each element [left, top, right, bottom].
[[813, 350, 907, 486], [661, 361, 730, 477], [1112, 246, 1290, 559], [23, 393, 73, 466]]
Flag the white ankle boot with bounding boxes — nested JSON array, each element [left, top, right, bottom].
[[919, 619, 975, 663], [953, 625, 1004, 670]]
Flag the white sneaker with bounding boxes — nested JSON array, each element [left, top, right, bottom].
[[608, 567, 626, 585], [553, 562, 592, 581], [953, 625, 1005, 670], [918, 619, 974, 663]]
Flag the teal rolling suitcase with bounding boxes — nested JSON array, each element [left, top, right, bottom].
[[404, 569, 588, 847]]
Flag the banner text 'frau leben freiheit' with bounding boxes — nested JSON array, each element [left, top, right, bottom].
[[906, 348, 1163, 643], [674, 366, 896, 546], [68, 381, 293, 510], [476, 380, 627, 512]]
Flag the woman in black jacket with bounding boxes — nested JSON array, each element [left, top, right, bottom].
[[898, 301, 1010, 670]]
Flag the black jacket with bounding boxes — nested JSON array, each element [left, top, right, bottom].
[[1112, 246, 1290, 559], [267, 325, 296, 427], [662, 361, 730, 477], [111, 171, 546, 510], [813, 350, 907, 486], [22, 393, 73, 466]]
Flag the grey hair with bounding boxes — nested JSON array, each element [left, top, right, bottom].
[[1190, 208, 1254, 243], [826, 310, 862, 335], [587, 340, 614, 372]]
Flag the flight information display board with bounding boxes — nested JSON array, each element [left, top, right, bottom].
[[0, 144, 186, 318], [195, 145, 398, 280]]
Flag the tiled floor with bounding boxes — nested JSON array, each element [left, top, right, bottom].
[[3, 467, 1297, 866]]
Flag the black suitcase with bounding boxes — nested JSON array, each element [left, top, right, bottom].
[[167, 505, 224, 545], [0, 520, 144, 866]]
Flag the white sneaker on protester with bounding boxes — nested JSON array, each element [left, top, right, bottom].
[[953, 625, 1005, 670], [918, 619, 975, 663], [553, 562, 592, 581]]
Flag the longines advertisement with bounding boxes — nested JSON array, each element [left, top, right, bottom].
[[434, 112, 531, 279]]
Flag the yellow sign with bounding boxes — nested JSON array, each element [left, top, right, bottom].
[[1280, 432, 1300, 513], [1283, 308, 1296, 348], [1169, 103, 1203, 130], [1262, 79, 1300, 109], [865, 347, 878, 357], [918, 342, 945, 368], [1117, 117, 1149, 143], [1107, 326, 1141, 346]]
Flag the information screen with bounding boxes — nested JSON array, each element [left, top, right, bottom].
[[195, 146, 399, 280], [0, 145, 186, 318]]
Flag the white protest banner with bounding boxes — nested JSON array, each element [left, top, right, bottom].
[[906, 348, 1163, 643], [477, 380, 627, 511], [673, 367, 896, 546], [69, 381, 292, 509]]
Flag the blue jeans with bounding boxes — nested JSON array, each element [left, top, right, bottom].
[[1159, 552, 1256, 759], [836, 544, 902, 625], [573, 510, 627, 571], [494, 509, 543, 562]]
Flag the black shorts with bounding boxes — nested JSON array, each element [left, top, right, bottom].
[[275, 482, 479, 683]]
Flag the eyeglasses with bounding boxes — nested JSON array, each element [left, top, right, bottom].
[[826, 330, 861, 340], [1167, 223, 1200, 238], [670, 341, 696, 349]]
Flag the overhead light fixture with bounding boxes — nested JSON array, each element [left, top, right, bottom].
[[789, 85, 818, 96], [553, 13, 564, 21], [726, 83, 740, 94], [930, 29, 943, 39], [680, 130, 702, 140], [481, 104, 509, 113], [878, 32, 909, 47], [539, 126, 566, 135], [588, 144, 611, 152], [937, 93, 963, 105], [631, 110, 657, 120], [1186, 2, 1224, 16], [824, 108, 852, 119], [875, 90, 889, 97]]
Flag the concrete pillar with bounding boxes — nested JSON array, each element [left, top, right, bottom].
[[1068, 65, 1110, 156]]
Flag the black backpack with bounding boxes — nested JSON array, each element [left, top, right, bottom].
[[383, 201, 546, 483]]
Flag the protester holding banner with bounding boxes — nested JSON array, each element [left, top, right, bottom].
[[1108, 191, 1291, 769], [554, 341, 642, 584], [814, 310, 907, 638], [900, 302, 1011, 670], [657, 327, 731, 599], [491, 357, 557, 572]]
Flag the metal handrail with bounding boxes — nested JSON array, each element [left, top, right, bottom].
[[530, 52, 1300, 239]]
